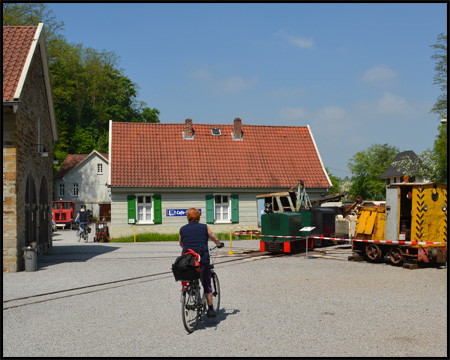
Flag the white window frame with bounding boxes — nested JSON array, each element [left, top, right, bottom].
[[59, 183, 65, 197], [214, 194, 231, 223], [73, 183, 79, 197], [97, 163, 103, 175], [136, 194, 154, 224]]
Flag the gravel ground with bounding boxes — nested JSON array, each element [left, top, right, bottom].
[[3, 229, 448, 357]]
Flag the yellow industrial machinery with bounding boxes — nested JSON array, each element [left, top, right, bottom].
[[352, 182, 447, 266]]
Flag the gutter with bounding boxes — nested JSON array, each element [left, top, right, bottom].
[[3, 101, 21, 113]]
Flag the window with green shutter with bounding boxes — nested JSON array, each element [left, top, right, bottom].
[[153, 194, 162, 224], [127, 195, 136, 224], [231, 194, 239, 223], [205, 194, 214, 223]]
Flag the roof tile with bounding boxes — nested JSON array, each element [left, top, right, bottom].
[[110, 122, 330, 189], [3, 26, 37, 102]]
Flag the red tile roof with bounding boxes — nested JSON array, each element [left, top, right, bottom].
[[55, 152, 108, 180], [110, 121, 331, 189], [3, 26, 38, 102]]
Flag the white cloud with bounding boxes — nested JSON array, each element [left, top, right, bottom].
[[279, 106, 309, 120], [216, 76, 258, 93], [354, 92, 423, 118], [266, 88, 304, 98], [276, 29, 315, 49], [361, 65, 398, 87], [189, 68, 211, 80]]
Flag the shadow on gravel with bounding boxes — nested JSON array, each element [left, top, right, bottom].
[[194, 308, 240, 332], [37, 244, 120, 269]]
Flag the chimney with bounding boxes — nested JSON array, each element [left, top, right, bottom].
[[184, 118, 194, 139], [233, 118, 243, 140]]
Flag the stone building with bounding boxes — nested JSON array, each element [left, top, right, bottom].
[[3, 24, 58, 272]]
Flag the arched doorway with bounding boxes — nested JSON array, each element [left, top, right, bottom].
[[25, 173, 37, 247], [39, 177, 49, 253]]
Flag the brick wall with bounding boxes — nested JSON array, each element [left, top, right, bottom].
[[3, 43, 54, 272]]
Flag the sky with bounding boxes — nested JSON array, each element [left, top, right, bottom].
[[49, 2, 447, 177]]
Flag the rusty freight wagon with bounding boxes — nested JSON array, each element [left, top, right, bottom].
[[351, 182, 447, 267]]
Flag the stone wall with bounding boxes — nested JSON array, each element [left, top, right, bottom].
[[3, 43, 54, 272]]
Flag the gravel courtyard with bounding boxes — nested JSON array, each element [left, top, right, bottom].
[[3, 229, 447, 357]]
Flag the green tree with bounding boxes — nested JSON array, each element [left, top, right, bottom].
[[4, 3, 161, 169], [429, 33, 447, 184], [325, 168, 341, 195], [348, 143, 399, 200], [430, 33, 447, 118]]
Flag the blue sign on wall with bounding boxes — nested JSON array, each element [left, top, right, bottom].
[[166, 209, 202, 217]]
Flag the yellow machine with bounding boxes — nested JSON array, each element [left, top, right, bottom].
[[352, 182, 447, 266]]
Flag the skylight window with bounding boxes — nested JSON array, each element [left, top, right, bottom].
[[211, 128, 221, 136]]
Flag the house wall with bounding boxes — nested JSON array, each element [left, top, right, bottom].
[[108, 187, 326, 238], [3, 44, 54, 272], [54, 154, 110, 219]]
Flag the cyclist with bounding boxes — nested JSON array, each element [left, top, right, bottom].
[[179, 207, 223, 318], [75, 206, 89, 235]]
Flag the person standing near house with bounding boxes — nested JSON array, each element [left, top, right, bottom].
[[75, 206, 89, 233], [179, 208, 224, 318]]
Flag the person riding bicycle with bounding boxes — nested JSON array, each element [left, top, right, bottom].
[[75, 206, 89, 234], [179, 207, 224, 318]]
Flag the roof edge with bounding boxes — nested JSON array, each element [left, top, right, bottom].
[[307, 125, 332, 187]]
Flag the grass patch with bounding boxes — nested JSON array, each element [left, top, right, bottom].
[[109, 232, 256, 243], [109, 233, 178, 243]]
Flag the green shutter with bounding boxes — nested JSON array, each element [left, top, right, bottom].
[[127, 195, 136, 224], [231, 194, 239, 223], [206, 194, 214, 223], [153, 194, 162, 224]]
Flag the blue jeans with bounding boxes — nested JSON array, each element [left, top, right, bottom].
[[79, 222, 88, 233]]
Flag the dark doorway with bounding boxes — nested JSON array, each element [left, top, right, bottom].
[[25, 173, 37, 247], [99, 204, 111, 221], [39, 177, 49, 253]]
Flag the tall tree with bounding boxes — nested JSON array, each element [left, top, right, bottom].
[[348, 143, 399, 200], [429, 33, 447, 184], [3, 3, 161, 169], [430, 33, 447, 118]]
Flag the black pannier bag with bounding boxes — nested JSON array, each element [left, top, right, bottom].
[[172, 249, 201, 281]]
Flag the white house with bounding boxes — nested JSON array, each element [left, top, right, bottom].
[[54, 150, 110, 220], [380, 150, 427, 185], [108, 118, 332, 238]]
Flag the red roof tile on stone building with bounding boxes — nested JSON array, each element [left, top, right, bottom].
[[3, 24, 58, 140], [110, 119, 331, 189], [3, 26, 40, 101]]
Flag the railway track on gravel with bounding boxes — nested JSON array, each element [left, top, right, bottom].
[[3, 250, 282, 310]]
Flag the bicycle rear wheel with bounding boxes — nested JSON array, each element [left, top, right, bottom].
[[84, 231, 88, 243], [76, 229, 81, 242], [181, 284, 201, 333], [211, 271, 220, 313]]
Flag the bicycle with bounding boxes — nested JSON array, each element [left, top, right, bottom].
[[76, 222, 89, 243], [180, 244, 223, 333]]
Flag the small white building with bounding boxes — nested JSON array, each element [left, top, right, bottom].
[[380, 150, 426, 185], [54, 150, 110, 221], [108, 118, 332, 238]]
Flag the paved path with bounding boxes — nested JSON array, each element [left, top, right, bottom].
[[3, 229, 447, 357]]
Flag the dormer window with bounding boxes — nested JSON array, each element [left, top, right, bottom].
[[211, 128, 221, 136]]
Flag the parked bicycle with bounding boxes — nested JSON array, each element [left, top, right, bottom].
[[76, 222, 90, 243], [180, 244, 222, 333]]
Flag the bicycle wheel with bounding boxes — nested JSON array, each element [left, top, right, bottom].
[[181, 283, 201, 333], [76, 229, 81, 242], [211, 271, 220, 313], [84, 230, 88, 243]]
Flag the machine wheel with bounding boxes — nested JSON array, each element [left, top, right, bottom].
[[365, 244, 382, 261], [389, 247, 404, 265], [211, 271, 221, 314]]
